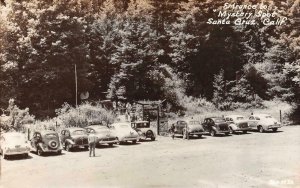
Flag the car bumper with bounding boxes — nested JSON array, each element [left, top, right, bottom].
[[216, 130, 230, 134], [189, 131, 208, 136], [120, 137, 138, 142], [98, 139, 118, 144], [235, 128, 251, 131], [267, 125, 281, 129], [71, 144, 89, 148], [4, 148, 30, 155]]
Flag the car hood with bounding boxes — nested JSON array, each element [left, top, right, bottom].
[[261, 118, 280, 125], [95, 129, 116, 138], [188, 124, 204, 131], [114, 128, 138, 137]]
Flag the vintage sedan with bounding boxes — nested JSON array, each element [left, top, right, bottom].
[[248, 114, 281, 132], [30, 130, 62, 156], [0, 132, 30, 159], [225, 115, 251, 134], [202, 117, 230, 136], [131, 121, 156, 141], [109, 122, 139, 144], [60, 128, 89, 151], [85, 125, 118, 147], [171, 119, 207, 139]]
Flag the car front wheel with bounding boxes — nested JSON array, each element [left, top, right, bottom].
[[37, 148, 43, 156], [132, 140, 137, 144], [243, 130, 247, 134], [66, 144, 72, 152], [272, 128, 278, 132], [210, 130, 216, 137], [258, 126, 264, 133], [108, 143, 114, 147], [151, 137, 156, 141]]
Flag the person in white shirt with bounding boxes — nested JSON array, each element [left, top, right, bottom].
[[88, 132, 97, 157]]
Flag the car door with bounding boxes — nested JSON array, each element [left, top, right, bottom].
[[248, 116, 257, 128]]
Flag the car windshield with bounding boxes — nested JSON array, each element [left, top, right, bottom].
[[72, 130, 86, 135], [214, 118, 226, 123], [116, 124, 130, 129], [189, 121, 200, 125], [44, 133, 57, 139], [265, 116, 272, 118], [136, 122, 149, 128], [236, 117, 245, 120], [93, 126, 109, 131]]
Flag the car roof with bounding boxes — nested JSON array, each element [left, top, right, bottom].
[[133, 121, 149, 123], [111, 122, 130, 126], [86, 125, 108, 129], [39, 130, 58, 135], [64, 127, 85, 131], [252, 114, 270, 117], [225, 115, 245, 118], [207, 117, 224, 120]]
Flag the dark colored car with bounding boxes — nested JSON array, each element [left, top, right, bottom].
[[202, 117, 230, 136], [131, 121, 156, 141], [30, 130, 62, 156], [172, 119, 208, 139], [60, 128, 89, 151]]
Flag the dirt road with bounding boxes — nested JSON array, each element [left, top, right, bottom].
[[1, 126, 300, 188]]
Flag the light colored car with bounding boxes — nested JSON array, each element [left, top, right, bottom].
[[171, 119, 208, 139], [225, 115, 251, 134], [85, 125, 118, 147], [131, 121, 156, 141], [109, 122, 139, 144], [248, 114, 281, 132], [0, 132, 30, 159]]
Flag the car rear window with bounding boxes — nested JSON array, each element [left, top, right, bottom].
[[236, 117, 245, 120], [214, 118, 226, 123], [72, 130, 86, 135], [44, 133, 57, 138]]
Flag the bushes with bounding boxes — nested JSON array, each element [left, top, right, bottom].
[[55, 102, 115, 128], [0, 99, 35, 132]]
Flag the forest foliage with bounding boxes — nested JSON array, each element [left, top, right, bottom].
[[0, 0, 299, 121]]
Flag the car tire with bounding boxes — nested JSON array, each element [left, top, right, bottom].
[[66, 144, 72, 152], [198, 134, 202, 138], [243, 130, 247, 134], [3, 154, 7, 159], [57, 150, 62, 155], [108, 143, 114, 147], [229, 127, 234, 134], [23, 153, 29, 158], [132, 140, 137, 144], [272, 128, 278, 132], [151, 137, 156, 141], [210, 130, 216, 137], [258, 126, 264, 133], [37, 148, 43, 156], [225, 132, 229, 136], [84, 146, 89, 150]]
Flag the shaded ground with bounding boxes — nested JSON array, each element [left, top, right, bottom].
[[1, 126, 300, 188]]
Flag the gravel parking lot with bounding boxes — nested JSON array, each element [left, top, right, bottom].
[[1, 126, 300, 188]]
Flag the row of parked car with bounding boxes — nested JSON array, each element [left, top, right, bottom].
[[0, 121, 156, 159], [172, 113, 282, 139], [0, 113, 281, 159]]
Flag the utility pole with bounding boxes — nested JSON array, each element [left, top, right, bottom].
[[75, 64, 78, 107]]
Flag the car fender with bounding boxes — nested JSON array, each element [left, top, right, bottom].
[[229, 123, 238, 130], [65, 139, 75, 145]]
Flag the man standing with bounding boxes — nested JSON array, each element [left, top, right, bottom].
[[88, 132, 97, 157]]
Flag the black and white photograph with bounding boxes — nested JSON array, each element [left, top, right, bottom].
[[0, 0, 300, 187]]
